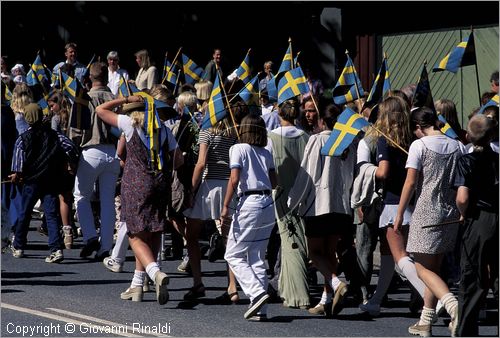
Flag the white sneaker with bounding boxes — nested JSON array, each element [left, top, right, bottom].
[[359, 300, 381, 316], [103, 257, 123, 273]]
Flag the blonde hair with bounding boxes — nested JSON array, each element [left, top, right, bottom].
[[11, 83, 34, 113], [195, 80, 212, 101], [178, 91, 198, 112], [134, 49, 151, 69], [130, 111, 145, 128], [366, 96, 411, 150]]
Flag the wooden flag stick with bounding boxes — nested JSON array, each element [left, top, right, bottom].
[[369, 123, 409, 155], [421, 219, 463, 229], [299, 61, 320, 114], [216, 64, 240, 140], [173, 69, 182, 96], [162, 47, 182, 85], [122, 74, 131, 97], [346, 50, 364, 114], [289, 37, 294, 70], [162, 51, 168, 80], [470, 27, 482, 107]]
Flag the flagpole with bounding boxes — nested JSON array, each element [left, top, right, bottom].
[[122, 74, 131, 96], [173, 69, 182, 96], [162, 51, 168, 81], [298, 61, 320, 114], [161, 47, 182, 85], [289, 37, 294, 70], [346, 50, 364, 114], [216, 64, 240, 140], [471, 27, 482, 107]]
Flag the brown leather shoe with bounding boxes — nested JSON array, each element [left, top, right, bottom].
[[408, 321, 432, 337], [331, 282, 348, 315]]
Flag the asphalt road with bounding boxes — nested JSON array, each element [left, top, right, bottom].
[[1, 218, 498, 337]]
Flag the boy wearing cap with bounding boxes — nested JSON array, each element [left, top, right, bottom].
[[9, 103, 79, 263]]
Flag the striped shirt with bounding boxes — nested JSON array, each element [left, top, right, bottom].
[[198, 129, 237, 180], [12, 128, 80, 173]]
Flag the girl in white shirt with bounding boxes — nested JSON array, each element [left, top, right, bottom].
[[221, 114, 277, 321]]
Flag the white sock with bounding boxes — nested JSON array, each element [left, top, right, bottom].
[[418, 306, 436, 326], [371, 255, 395, 304], [320, 291, 333, 305], [131, 270, 146, 288], [441, 292, 458, 319], [145, 262, 160, 281], [330, 276, 342, 292], [398, 256, 426, 298]]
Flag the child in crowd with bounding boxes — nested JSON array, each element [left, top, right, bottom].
[[221, 114, 277, 321], [454, 114, 498, 336]]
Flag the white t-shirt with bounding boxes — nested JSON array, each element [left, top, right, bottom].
[[117, 115, 178, 152], [356, 138, 371, 164], [229, 143, 275, 196], [406, 135, 466, 171], [270, 126, 305, 138]]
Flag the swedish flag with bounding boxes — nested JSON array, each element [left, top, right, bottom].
[[437, 114, 459, 139], [278, 45, 293, 74], [165, 58, 182, 86], [266, 75, 278, 102], [61, 72, 92, 130], [321, 107, 369, 157], [201, 72, 226, 130], [478, 94, 499, 114], [412, 63, 436, 112], [277, 67, 309, 105], [365, 57, 391, 108], [239, 74, 260, 103], [26, 54, 52, 89], [332, 55, 364, 106], [117, 75, 130, 98], [182, 54, 204, 84], [162, 55, 170, 81], [3, 82, 12, 106], [433, 32, 476, 73], [37, 95, 50, 116], [235, 51, 251, 84], [136, 91, 164, 170]]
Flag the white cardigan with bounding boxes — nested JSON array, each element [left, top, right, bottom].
[[287, 130, 357, 217], [135, 66, 158, 90]]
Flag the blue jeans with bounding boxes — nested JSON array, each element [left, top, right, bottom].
[[13, 183, 61, 253]]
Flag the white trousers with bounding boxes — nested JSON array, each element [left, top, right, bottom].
[[224, 195, 275, 303], [74, 144, 120, 254]]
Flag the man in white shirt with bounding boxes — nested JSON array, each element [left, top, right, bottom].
[[107, 51, 129, 97]]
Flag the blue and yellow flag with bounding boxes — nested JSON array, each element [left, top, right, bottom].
[[136, 92, 163, 171], [3, 82, 12, 106], [61, 72, 92, 130], [277, 67, 309, 105], [201, 72, 226, 130], [239, 74, 260, 103], [165, 58, 182, 86], [321, 107, 369, 157], [478, 94, 499, 114], [266, 75, 278, 103], [332, 55, 364, 106], [82, 54, 96, 79], [365, 57, 391, 108], [235, 51, 251, 84], [182, 54, 204, 84], [26, 54, 52, 89], [38, 95, 50, 116], [437, 114, 459, 139], [412, 63, 436, 112], [162, 55, 170, 81], [117, 75, 130, 98], [278, 45, 293, 75], [433, 32, 476, 73]]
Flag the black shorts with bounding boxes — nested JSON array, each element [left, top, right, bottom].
[[304, 212, 352, 238]]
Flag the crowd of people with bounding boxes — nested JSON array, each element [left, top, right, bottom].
[[1, 42, 498, 336]]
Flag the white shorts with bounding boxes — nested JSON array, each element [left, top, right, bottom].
[[379, 204, 414, 228], [183, 179, 233, 221]]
